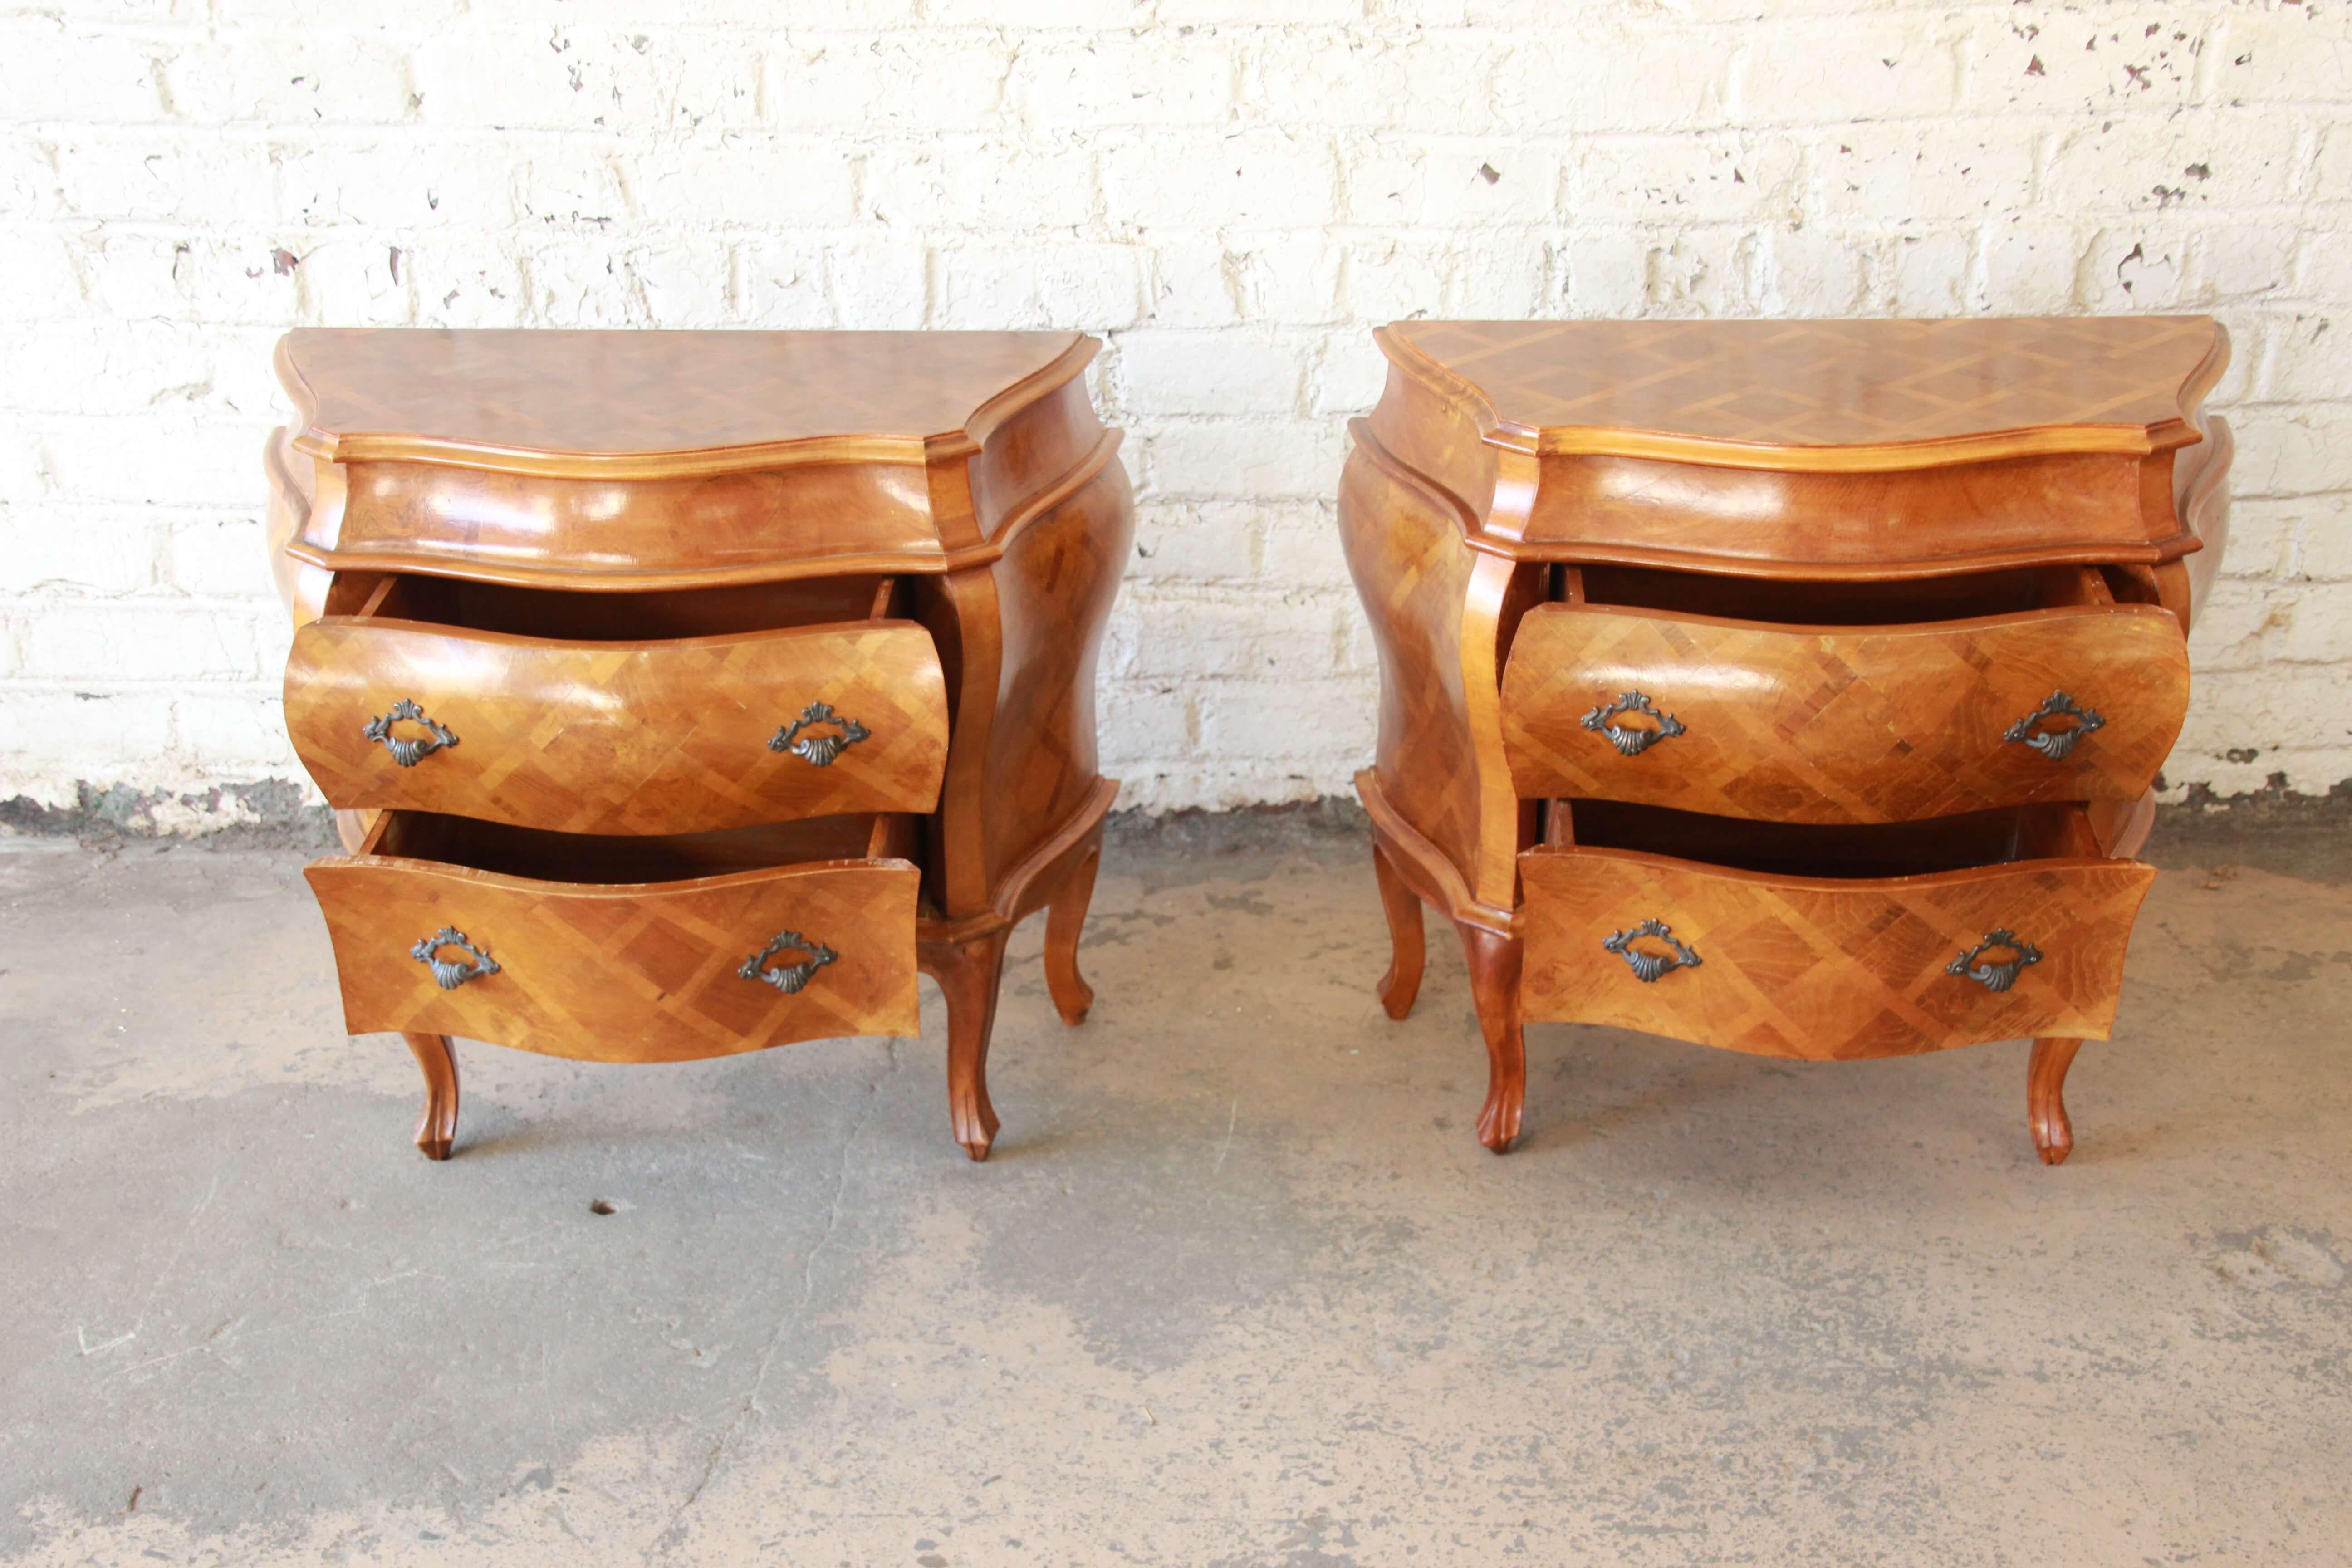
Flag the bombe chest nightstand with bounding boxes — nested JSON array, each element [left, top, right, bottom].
[[1342, 317, 2233, 1162], [268, 329, 1133, 1162]]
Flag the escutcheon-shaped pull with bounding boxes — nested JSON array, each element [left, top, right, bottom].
[[769, 701, 871, 766], [2003, 691, 2105, 762], [365, 698, 458, 766], [1602, 918, 1703, 983], [1947, 930, 2042, 993], [1581, 691, 1686, 757], [739, 929, 838, 994], [411, 926, 499, 990]]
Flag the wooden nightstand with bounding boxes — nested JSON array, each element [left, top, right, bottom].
[[268, 329, 1134, 1162], [1341, 317, 2233, 1162]]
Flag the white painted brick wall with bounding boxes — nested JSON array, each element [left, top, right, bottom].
[[3, 0, 2348, 818]]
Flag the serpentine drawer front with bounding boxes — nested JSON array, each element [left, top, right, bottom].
[[1499, 601, 2191, 824], [1518, 845, 2155, 1059], [284, 617, 951, 834], [1343, 315, 2229, 1164], [306, 853, 922, 1063], [270, 329, 1135, 1163]]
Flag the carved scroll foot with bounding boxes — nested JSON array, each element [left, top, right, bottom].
[[921, 927, 1011, 1162], [1043, 830, 1103, 1027], [1456, 921, 1526, 1155], [402, 1031, 459, 1161], [1372, 840, 1426, 1020], [2029, 1037, 2083, 1166]]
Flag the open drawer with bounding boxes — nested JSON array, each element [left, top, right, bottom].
[[1499, 564, 2190, 824], [1519, 801, 2156, 1060], [285, 573, 949, 835], [305, 810, 922, 1063]]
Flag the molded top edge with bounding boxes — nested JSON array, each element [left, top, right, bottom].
[[1380, 316, 2225, 470], [278, 328, 1096, 474]]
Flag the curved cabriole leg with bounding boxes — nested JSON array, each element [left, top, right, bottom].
[[402, 1032, 458, 1161], [1372, 840, 1426, 1021], [2029, 1037, 2083, 1166], [1455, 922, 1525, 1155], [1043, 833, 1103, 1027], [921, 927, 1011, 1161]]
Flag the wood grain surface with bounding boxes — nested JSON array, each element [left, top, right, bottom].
[[402, 1032, 459, 1160], [299, 457, 952, 588], [1513, 448, 2177, 571], [286, 617, 949, 834], [1344, 315, 2213, 1159], [1519, 843, 2155, 1059], [272, 330, 1113, 591], [2028, 1037, 2086, 1165], [978, 461, 1135, 890], [279, 328, 1091, 467], [1385, 317, 2225, 462], [1357, 317, 2229, 579], [269, 326, 1136, 1157], [1500, 601, 2190, 823], [1338, 441, 1514, 913], [307, 853, 922, 1063]]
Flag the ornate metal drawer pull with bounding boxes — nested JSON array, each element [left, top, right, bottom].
[[769, 701, 871, 766], [1602, 919, 1703, 983], [1581, 691, 1686, 757], [411, 926, 500, 990], [2003, 691, 2105, 762], [364, 698, 458, 766], [740, 929, 838, 994], [1947, 930, 2042, 993]]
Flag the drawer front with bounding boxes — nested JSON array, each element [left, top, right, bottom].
[[1519, 846, 2156, 1058], [286, 617, 949, 834], [322, 457, 950, 584], [304, 856, 921, 1062], [1500, 603, 2189, 824]]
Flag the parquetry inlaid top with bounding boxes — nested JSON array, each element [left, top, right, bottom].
[[1383, 317, 2226, 466], [279, 329, 1092, 470]]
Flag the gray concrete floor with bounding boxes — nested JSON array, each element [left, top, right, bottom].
[[2, 807, 2348, 1566]]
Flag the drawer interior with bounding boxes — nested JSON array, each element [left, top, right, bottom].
[[361, 807, 917, 883], [1563, 562, 2112, 626], [1553, 799, 2101, 880], [334, 572, 903, 640]]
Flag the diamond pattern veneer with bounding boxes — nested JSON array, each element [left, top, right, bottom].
[[270, 329, 1134, 1162], [1341, 316, 2233, 1164]]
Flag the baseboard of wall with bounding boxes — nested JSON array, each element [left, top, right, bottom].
[[6, 781, 2348, 888], [0, 782, 343, 853], [2146, 777, 2352, 885]]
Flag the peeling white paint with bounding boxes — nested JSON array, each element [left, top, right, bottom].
[[0, 2, 2347, 811]]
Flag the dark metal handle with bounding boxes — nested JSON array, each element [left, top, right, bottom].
[[2003, 691, 2105, 762], [365, 698, 458, 767], [1947, 930, 2042, 993], [1581, 691, 1686, 757], [1602, 918, 1703, 982], [411, 926, 499, 990], [739, 929, 838, 994], [768, 701, 871, 766]]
